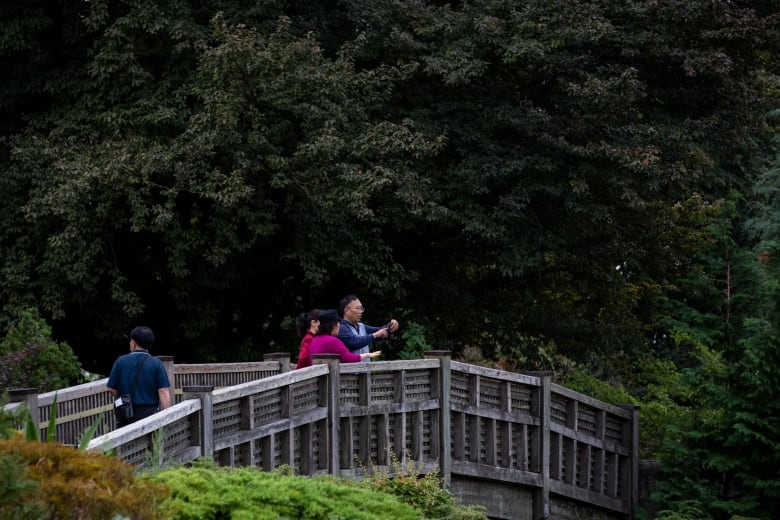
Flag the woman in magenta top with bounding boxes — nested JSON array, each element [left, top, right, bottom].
[[310, 310, 381, 363], [295, 309, 321, 369]]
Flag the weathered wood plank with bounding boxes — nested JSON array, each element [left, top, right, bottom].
[[300, 423, 313, 475], [452, 460, 543, 487], [550, 480, 629, 514], [550, 422, 630, 456], [450, 402, 540, 425], [173, 362, 281, 374], [452, 361, 541, 386], [39, 403, 113, 429], [340, 399, 439, 417], [212, 366, 328, 403], [340, 359, 439, 373], [87, 399, 200, 452], [37, 379, 110, 406], [551, 384, 632, 418], [172, 445, 202, 465]]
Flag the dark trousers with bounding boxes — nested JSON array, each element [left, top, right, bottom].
[[117, 404, 159, 428]]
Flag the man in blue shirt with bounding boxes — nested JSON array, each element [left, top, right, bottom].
[[337, 295, 399, 363], [107, 326, 171, 427]]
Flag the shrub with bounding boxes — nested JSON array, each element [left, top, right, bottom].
[[0, 437, 168, 519], [0, 452, 45, 520], [0, 308, 84, 392], [357, 454, 488, 519], [151, 464, 423, 520]]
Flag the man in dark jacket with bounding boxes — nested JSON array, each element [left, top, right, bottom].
[[107, 326, 171, 427], [337, 295, 399, 363]]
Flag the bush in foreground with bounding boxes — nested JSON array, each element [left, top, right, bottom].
[[150, 463, 423, 520], [0, 437, 167, 519]]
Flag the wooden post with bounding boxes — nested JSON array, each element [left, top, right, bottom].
[[239, 394, 255, 467], [9, 388, 39, 436], [280, 382, 293, 467], [264, 352, 291, 373], [593, 410, 606, 494], [393, 370, 407, 465], [565, 400, 578, 485], [530, 372, 551, 520], [425, 350, 451, 485], [266, 354, 294, 467], [183, 385, 214, 459], [313, 354, 340, 475], [468, 374, 481, 463], [499, 380, 512, 468], [358, 371, 371, 468], [621, 404, 640, 519], [158, 355, 175, 406]]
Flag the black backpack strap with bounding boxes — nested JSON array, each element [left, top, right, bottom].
[[130, 354, 150, 398]]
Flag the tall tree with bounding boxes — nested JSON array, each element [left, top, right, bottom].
[[653, 153, 780, 518]]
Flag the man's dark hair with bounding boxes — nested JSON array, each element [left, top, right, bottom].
[[130, 326, 155, 349], [338, 295, 358, 315]]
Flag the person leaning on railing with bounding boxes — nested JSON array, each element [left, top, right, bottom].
[[310, 310, 381, 363]]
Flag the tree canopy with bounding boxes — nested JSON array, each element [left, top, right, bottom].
[[2, 0, 776, 372]]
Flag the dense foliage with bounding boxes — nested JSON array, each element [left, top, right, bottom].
[[650, 145, 780, 519], [0, 308, 84, 392], [2, 1, 780, 518], [1, 0, 775, 369], [151, 463, 460, 520], [149, 461, 486, 520]]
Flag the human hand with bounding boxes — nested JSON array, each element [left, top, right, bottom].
[[374, 328, 389, 339], [366, 350, 382, 359], [389, 319, 399, 333]]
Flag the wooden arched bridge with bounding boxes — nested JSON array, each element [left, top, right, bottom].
[[6, 352, 639, 520]]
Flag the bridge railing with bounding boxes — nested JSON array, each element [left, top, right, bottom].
[[447, 362, 638, 516], [3, 355, 288, 445], [5, 351, 638, 518]]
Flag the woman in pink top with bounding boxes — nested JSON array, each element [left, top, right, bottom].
[[310, 310, 381, 363], [295, 309, 321, 369]]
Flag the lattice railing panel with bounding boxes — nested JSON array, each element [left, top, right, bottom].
[[479, 378, 501, 410], [213, 400, 242, 437], [254, 389, 282, 423], [339, 374, 361, 406], [577, 404, 597, 436], [404, 370, 432, 401], [511, 384, 533, 413], [292, 379, 320, 414], [369, 372, 396, 402], [450, 371, 470, 405]]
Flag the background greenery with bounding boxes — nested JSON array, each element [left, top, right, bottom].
[[1, 1, 779, 518]]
